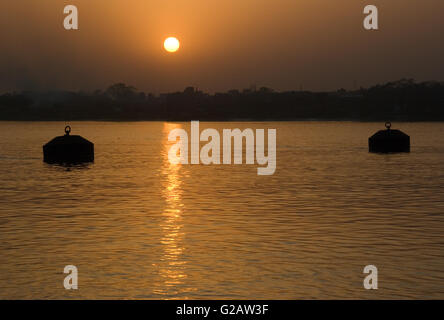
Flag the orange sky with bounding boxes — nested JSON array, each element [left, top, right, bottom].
[[1, 0, 443, 93]]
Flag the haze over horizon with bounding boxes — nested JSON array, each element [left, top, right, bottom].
[[1, 0, 444, 93]]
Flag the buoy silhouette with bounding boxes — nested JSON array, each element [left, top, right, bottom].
[[369, 122, 410, 153], [43, 126, 94, 164]]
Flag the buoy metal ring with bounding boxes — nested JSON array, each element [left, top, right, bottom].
[[385, 122, 392, 130], [65, 125, 72, 135]]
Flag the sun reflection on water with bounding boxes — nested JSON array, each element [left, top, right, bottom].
[[153, 123, 190, 297]]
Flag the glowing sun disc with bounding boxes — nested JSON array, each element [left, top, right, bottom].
[[164, 37, 180, 53]]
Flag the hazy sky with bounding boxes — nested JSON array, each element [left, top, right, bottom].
[[1, 0, 443, 93]]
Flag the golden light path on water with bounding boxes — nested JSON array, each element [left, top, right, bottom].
[[152, 123, 191, 297]]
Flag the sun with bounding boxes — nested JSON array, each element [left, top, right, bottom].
[[164, 37, 180, 53]]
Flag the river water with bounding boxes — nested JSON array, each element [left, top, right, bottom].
[[0, 121, 443, 299]]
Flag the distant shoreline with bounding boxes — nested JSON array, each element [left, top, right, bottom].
[[2, 79, 444, 122]]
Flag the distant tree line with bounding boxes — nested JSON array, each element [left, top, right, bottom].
[[1, 79, 444, 121]]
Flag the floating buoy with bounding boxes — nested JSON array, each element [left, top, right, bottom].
[[43, 126, 94, 164], [369, 122, 410, 153]]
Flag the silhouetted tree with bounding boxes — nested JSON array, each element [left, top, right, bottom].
[[105, 83, 137, 100]]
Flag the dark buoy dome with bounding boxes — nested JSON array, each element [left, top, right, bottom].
[[43, 126, 94, 164], [369, 122, 410, 153]]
